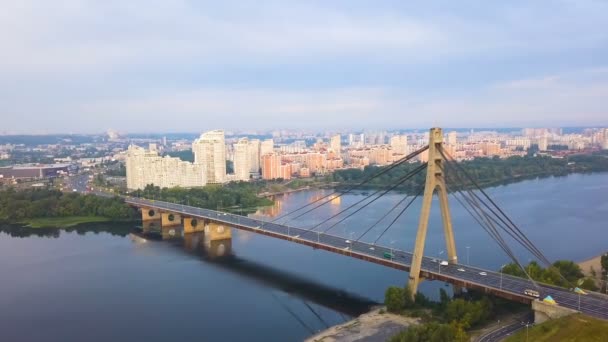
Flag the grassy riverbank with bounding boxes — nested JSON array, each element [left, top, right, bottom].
[[22, 216, 113, 228], [504, 314, 608, 341]]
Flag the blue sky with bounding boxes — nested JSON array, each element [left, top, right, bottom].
[[1, 0, 607, 133]]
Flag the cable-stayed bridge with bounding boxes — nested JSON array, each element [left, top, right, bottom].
[[125, 128, 608, 321]]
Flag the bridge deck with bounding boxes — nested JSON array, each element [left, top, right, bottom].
[[126, 198, 608, 320]]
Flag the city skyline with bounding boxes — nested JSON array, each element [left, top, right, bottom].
[[2, 1, 608, 133]]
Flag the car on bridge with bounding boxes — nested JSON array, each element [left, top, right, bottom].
[[383, 252, 394, 259], [524, 289, 540, 298]]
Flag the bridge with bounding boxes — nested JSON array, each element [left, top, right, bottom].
[[125, 128, 608, 322]]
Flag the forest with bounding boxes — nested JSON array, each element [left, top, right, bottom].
[[0, 188, 137, 222], [326, 152, 608, 193], [129, 182, 273, 213]]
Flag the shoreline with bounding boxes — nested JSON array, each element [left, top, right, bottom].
[[6, 216, 137, 229], [305, 307, 419, 342]]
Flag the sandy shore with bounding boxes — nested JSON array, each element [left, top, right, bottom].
[[578, 253, 606, 279], [305, 308, 419, 342]]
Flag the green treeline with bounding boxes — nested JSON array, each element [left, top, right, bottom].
[[327, 153, 608, 192], [130, 182, 273, 213], [385, 285, 517, 342], [502, 260, 598, 291], [0, 188, 137, 222]]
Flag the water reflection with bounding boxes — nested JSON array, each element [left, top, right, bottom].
[[0, 222, 133, 238], [1, 222, 375, 317], [134, 229, 375, 316]]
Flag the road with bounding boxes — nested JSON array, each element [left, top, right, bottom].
[[64, 173, 90, 193], [125, 197, 608, 321]]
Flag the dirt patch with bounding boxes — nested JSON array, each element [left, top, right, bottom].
[[578, 253, 605, 279], [305, 308, 419, 342]]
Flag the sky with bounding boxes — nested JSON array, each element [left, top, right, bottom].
[[1, 0, 607, 134]]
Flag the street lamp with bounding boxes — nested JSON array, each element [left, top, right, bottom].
[[500, 264, 507, 289], [466, 246, 470, 265], [390, 240, 397, 260], [438, 250, 444, 273]]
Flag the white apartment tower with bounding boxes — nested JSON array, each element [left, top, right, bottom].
[[447, 131, 457, 146], [260, 139, 274, 157], [192, 130, 227, 184], [126, 145, 206, 190], [248, 139, 261, 174], [233, 138, 251, 181], [390, 135, 407, 154], [330, 134, 341, 153]]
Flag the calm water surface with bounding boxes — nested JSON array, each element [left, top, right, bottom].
[[1, 173, 607, 341]]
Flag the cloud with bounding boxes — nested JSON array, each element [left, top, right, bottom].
[[0, 1, 607, 132]]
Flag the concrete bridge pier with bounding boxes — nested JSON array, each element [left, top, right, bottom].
[[204, 222, 232, 258], [161, 212, 182, 227], [141, 219, 161, 232], [532, 300, 578, 324], [141, 208, 161, 221], [204, 222, 232, 241], [204, 239, 232, 258], [161, 226, 183, 240], [184, 232, 205, 252], [184, 217, 205, 233]]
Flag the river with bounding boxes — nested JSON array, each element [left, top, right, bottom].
[[1, 173, 607, 341]]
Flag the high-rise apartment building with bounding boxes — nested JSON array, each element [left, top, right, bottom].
[[260, 139, 274, 156], [261, 153, 282, 180], [538, 136, 548, 151], [126, 145, 206, 190], [248, 139, 261, 174], [447, 131, 457, 146], [233, 138, 250, 181], [390, 135, 407, 154], [330, 134, 341, 153], [192, 130, 227, 184]]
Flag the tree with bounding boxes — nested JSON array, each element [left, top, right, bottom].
[[439, 288, 451, 309], [601, 254, 608, 275], [552, 260, 584, 284], [579, 278, 598, 291], [403, 283, 415, 308], [385, 286, 405, 313]]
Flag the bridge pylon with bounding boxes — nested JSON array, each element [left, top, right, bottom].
[[408, 127, 457, 297]]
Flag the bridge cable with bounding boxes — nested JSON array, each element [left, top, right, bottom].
[[440, 162, 546, 265], [441, 175, 539, 288], [270, 292, 316, 334], [439, 148, 553, 267], [272, 146, 429, 225], [296, 163, 426, 236], [354, 186, 422, 243], [438, 159, 546, 268], [300, 300, 330, 329], [442, 156, 580, 290], [371, 188, 424, 245], [439, 151, 577, 289], [317, 164, 428, 234]]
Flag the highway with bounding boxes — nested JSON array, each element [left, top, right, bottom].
[[125, 197, 608, 321]]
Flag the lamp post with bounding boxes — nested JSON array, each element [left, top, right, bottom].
[[438, 250, 444, 273], [500, 264, 507, 289], [466, 246, 470, 265], [390, 240, 397, 260]]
